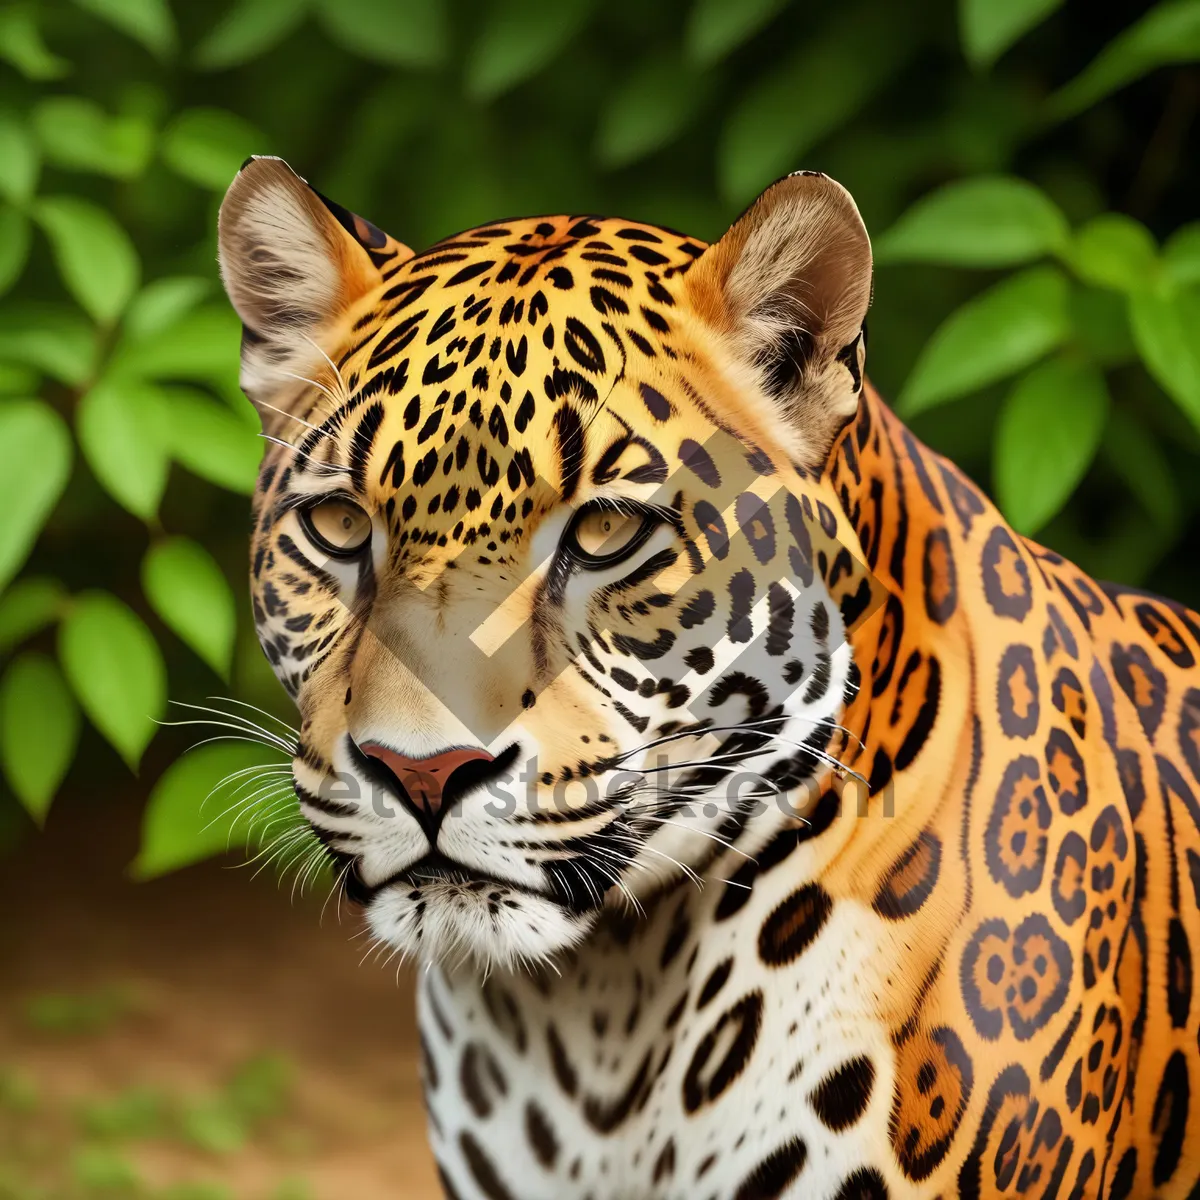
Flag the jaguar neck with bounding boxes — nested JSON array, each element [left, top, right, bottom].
[[816, 386, 979, 863]]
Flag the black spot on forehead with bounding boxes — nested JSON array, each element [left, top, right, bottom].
[[554, 406, 585, 502]]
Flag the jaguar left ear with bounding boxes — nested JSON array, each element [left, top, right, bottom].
[[689, 171, 872, 466], [218, 155, 412, 417]]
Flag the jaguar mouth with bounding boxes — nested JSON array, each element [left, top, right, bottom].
[[369, 851, 551, 901], [362, 849, 598, 969]]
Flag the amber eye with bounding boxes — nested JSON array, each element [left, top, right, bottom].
[[300, 497, 372, 558], [565, 503, 657, 568]]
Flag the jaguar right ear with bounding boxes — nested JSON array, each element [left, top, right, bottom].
[[217, 156, 411, 416], [687, 171, 872, 469]]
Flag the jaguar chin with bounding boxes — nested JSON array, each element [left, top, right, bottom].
[[217, 157, 1200, 1198], [364, 862, 596, 971]]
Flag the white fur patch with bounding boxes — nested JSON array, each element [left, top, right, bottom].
[[366, 879, 592, 972]]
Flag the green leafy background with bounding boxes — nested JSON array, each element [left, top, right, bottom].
[[1, 0, 1198, 874]]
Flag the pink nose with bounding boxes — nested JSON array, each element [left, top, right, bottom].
[[358, 743, 495, 816]]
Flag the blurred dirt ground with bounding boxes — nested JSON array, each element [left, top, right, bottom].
[[0, 791, 440, 1199]]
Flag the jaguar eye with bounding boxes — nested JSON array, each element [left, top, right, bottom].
[[565, 503, 656, 568], [300, 497, 372, 558]]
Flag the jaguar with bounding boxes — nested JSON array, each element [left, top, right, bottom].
[[217, 155, 1200, 1198]]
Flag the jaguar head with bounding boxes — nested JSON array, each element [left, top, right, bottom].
[[217, 157, 875, 969]]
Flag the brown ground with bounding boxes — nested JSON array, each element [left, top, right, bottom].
[[0, 791, 440, 1199]]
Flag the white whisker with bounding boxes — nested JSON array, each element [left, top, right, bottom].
[[259, 431, 350, 477], [208, 695, 300, 739], [253, 391, 327, 433], [300, 332, 352, 405]]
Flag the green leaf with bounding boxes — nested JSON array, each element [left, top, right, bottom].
[[133, 741, 294, 878], [1068, 213, 1158, 292], [71, 0, 177, 57], [899, 265, 1071, 415], [1102, 406, 1180, 532], [79, 1086, 166, 1139], [0, 7, 69, 79], [109, 303, 242, 386], [142, 538, 236, 678], [32, 96, 155, 179], [0, 109, 40, 203], [71, 1146, 141, 1193], [993, 356, 1110, 534], [179, 1100, 249, 1155], [959, 0, 1063, 68], [164, 1182, 235, 1200], [58, 591, 166, 769], [1049, 0, 1200, 119], [1164, 222, 1200, 288], [0, 302, 98, 385], [35, 197, 140, 324], [124, 277, 211, 341], [0, 1067, 38, 1113], [168, 390, 262, 494], [0, 362, 39, 394], [0, 652, 80, 824], [0, 400, 72, 592], [24, 986, 134, 1033], [227, 1054, 293, 1123], [1129, 287, 1200, 434], [195, 0, 310, 69], [0, 576, 68, 654], [596, 56, 709, 169], [0, 207, 31, 296], [315, 0, 447, 68], [1069, 284, 1136, 367], [320, 76, 432, 202], [160, 108, 265, 191], [685, 0, 789, 64], [76, 380, 169, 520], [466, 0, 593, 99], [718, 1, 919, 205], [875, 176, 1069, 267], [117, 78, 168, 127]]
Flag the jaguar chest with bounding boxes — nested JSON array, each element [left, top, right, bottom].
[[418, 861, 909, 1200]]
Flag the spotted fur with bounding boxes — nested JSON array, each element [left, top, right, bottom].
[[218, 157, 1200, 1198]]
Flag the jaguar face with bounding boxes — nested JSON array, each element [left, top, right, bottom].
[[218, 157, 875, 969]]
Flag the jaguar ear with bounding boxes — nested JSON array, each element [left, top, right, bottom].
[[218, 155, 411, 412], [689, 171, 872, 466]]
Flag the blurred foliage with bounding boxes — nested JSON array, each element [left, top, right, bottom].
[[23, 984, 138, 1034], [1, 1041, 302, 1198], [0, 0, 1197, 870]]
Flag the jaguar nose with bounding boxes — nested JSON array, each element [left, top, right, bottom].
[[358, 743, 495, 819]]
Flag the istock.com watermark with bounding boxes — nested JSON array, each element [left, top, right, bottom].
[[309, 752, 895, 824]]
